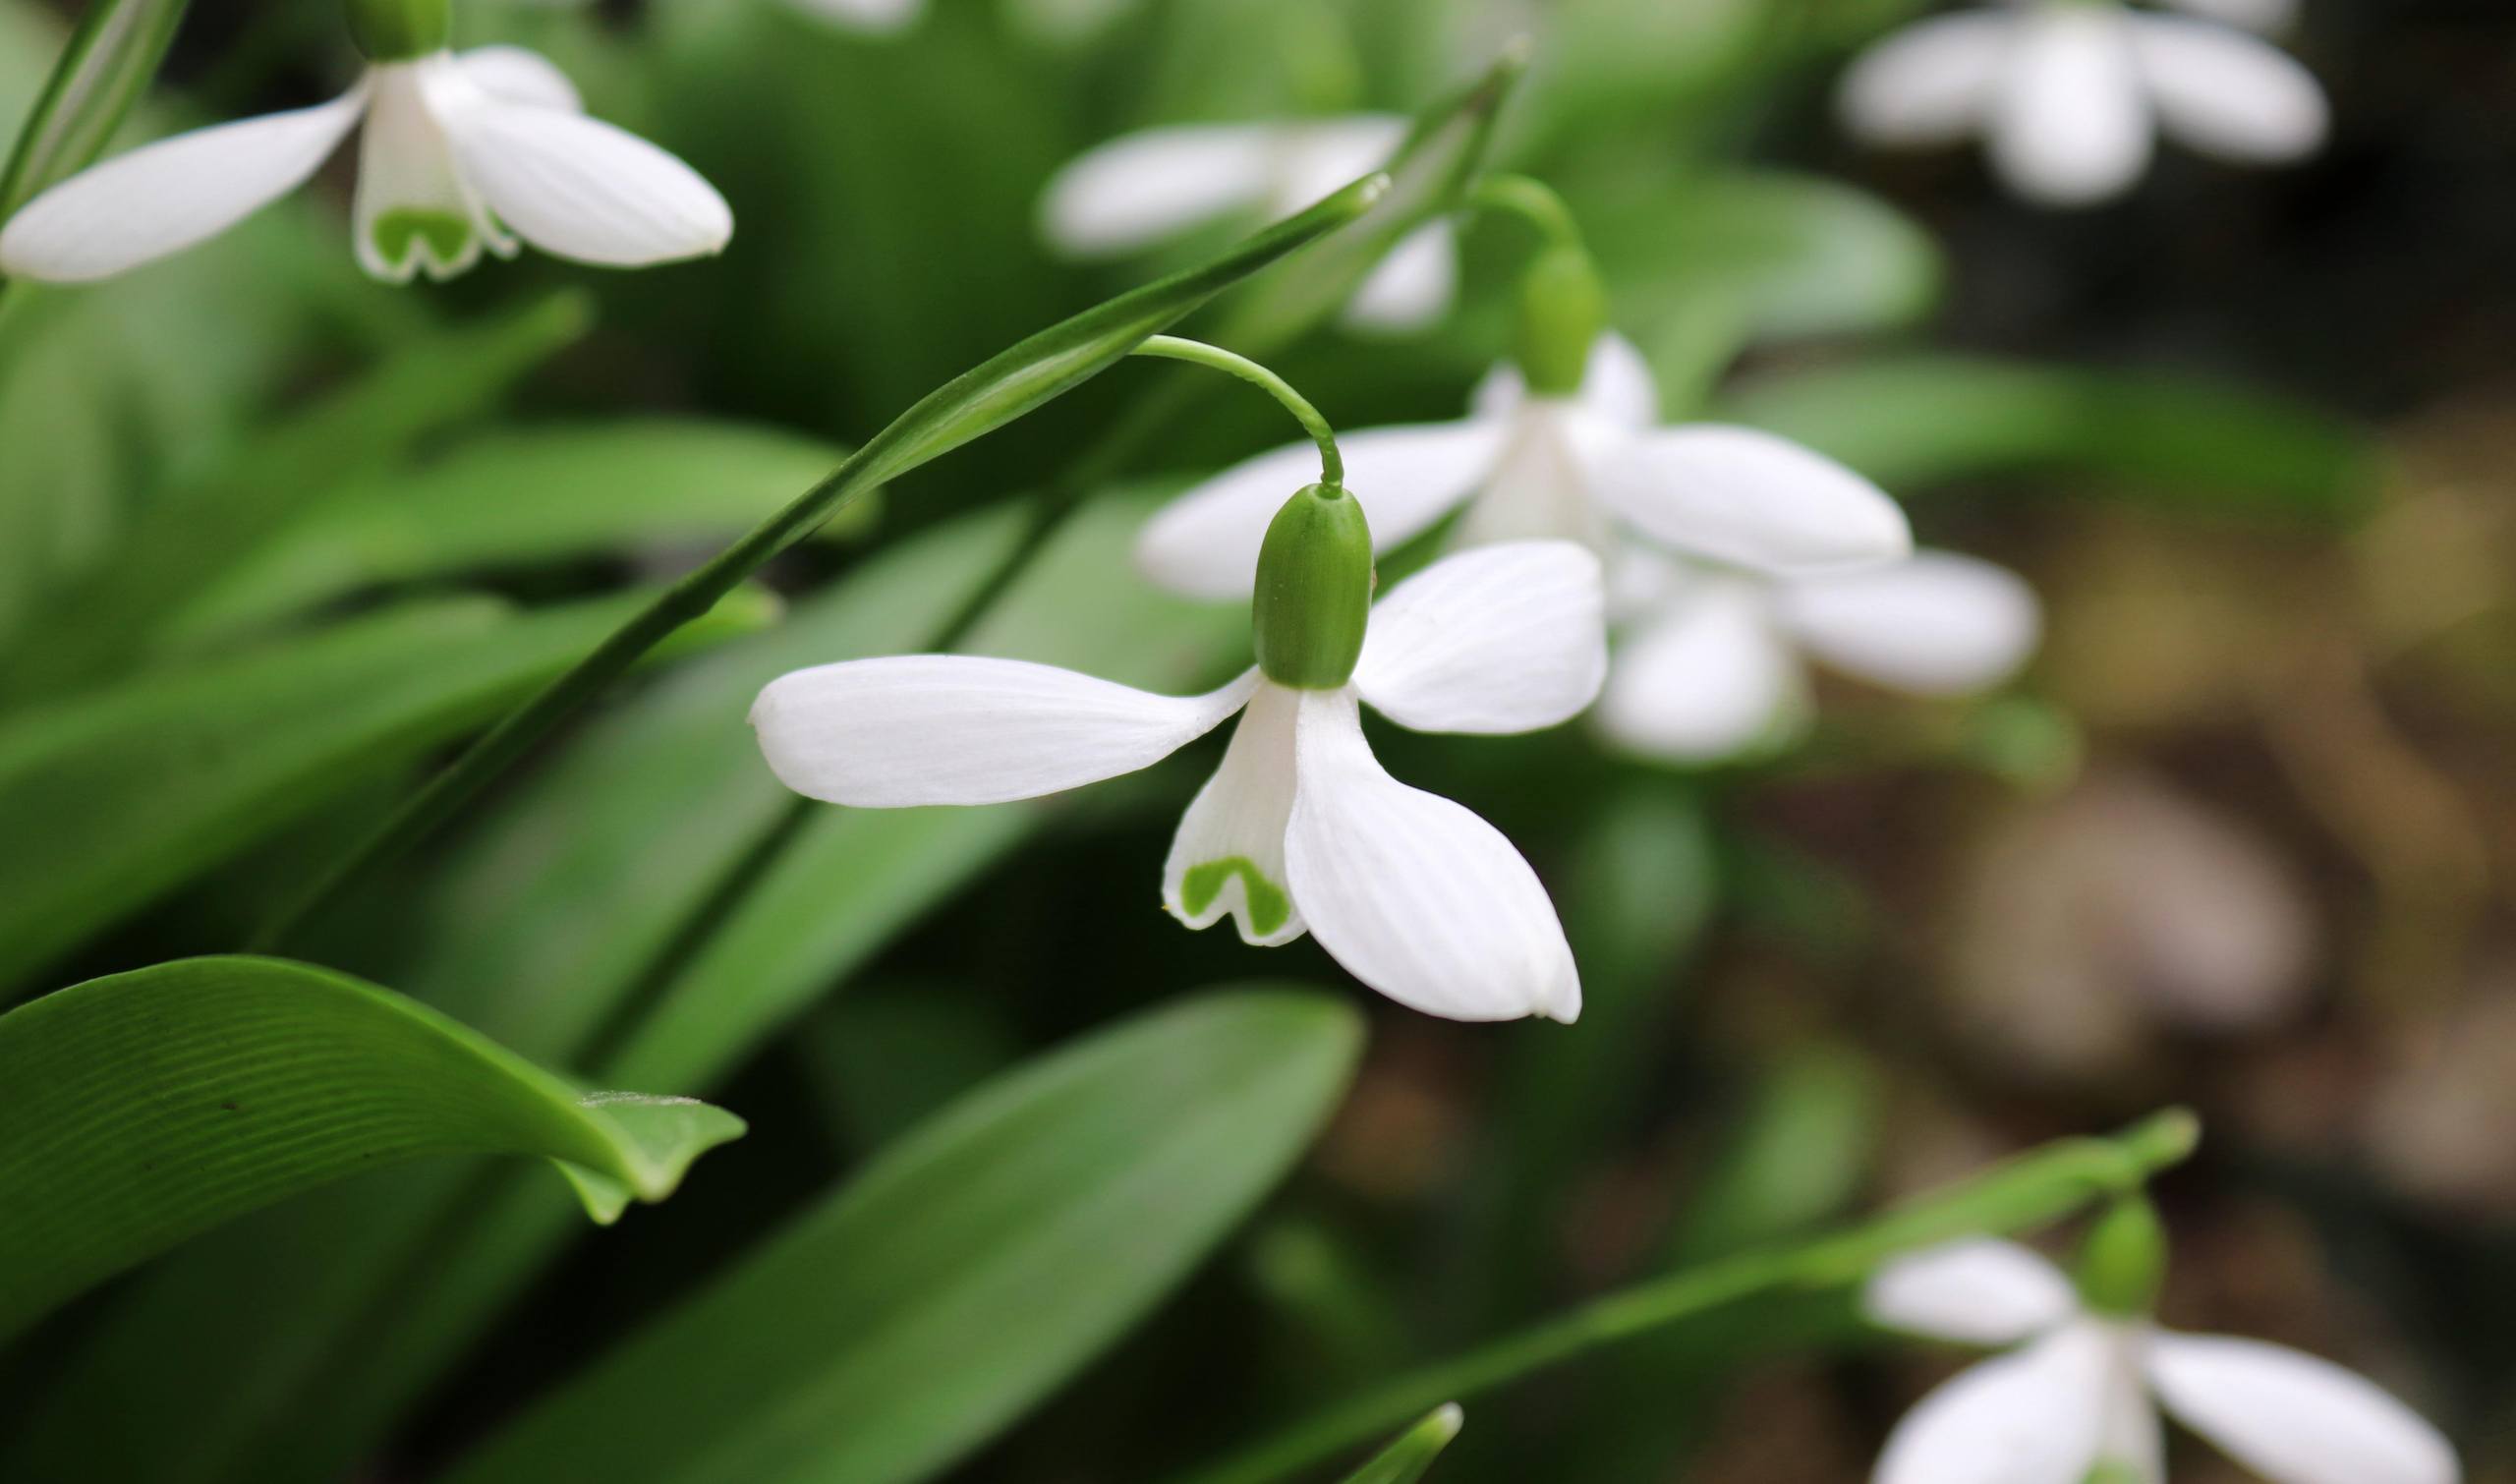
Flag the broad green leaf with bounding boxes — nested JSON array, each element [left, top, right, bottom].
[[167, 420, 871, 646], [0, 955, 742, 1340], [446, 990, 1362, 1484], [1716, 354, 2380, 520], [0, 583, 771, 993], [1339, 1406, 1464, 1484], [0, 0, 186, 224]]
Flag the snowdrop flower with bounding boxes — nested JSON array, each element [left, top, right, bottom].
[[1838, 0, 2328, 207], [751, 485, 1605, 1023], [0, 0, 730, 285], [1865, 1212, 2460, 1484], [1040, 115, 1457, 333], [1597, 546, 2041, 762]]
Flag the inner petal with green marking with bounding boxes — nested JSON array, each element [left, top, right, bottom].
[[1181, 856, 1292, 938], [372, 209, 476, 277]]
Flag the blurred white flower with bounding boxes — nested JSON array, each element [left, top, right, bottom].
[[1039, 114, 1456, 334], [1864, 1238, 2459, 1484], [1837, 0, 2328, 207], [1596, 546, 2041, 763], [749, 542, 1605, 1023], [0, 46, 731, 284]]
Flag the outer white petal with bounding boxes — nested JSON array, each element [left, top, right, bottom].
[[1163, 682, 1306, 946], [1469, 332, 1660, 428], [1353, 542, 1607, 734], [424, 68, 731, 267], [1863, 1238, 2082, 1345], [785, 0, 924, 32], [2145, 1332, 2461, 1484], [1593, 425, 1911, 576], [2130, 16, 2328, 163], [1038, 124, 1277, 257], [455, 45, 585, 113], [1272, 115, 1409, 210], [1837, 12, 2014, 146], [356, 63, 507, 284], [1873, 1323, 2115, 1484], [2159, 0, 2301, 36], [2098, 1332, 2169, 1484], [750, 656, 1258, 807], [0, 86, 366, 282], [1456, 400, 1623, 550], [1596, 577, 1804, 763], [1134, 421, 1504, 599], [1285, 689, 1580, 1022], [1774, 549, 2042, 696], [1340, 217, 1457, 334], [1990, 6, 2152, 207]]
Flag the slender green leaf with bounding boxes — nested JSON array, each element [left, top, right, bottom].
[[446, 991, 1363, 1484], [1716, 354, 2381, 519], [0, 955, 742, 1341], [1339, 1406, 1465, 1484], [0, 0, 187, 224], [167, 420, 870, 646], [0, 583, 772, 993]]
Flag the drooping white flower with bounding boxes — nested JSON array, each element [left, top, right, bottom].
[[0, 45, 731, 285], [1864, 1238, 2460, 1484], [1837, 0, 2328, 207], [1039, 114, 1457, 333], [1596, 545, 2042, 762], [750, 540, 1605, 1022]]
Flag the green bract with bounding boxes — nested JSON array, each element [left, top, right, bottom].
[[1253, 482, 1374, 689], [344, 0, 446, 62]]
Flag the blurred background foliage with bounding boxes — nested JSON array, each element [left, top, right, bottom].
[[0, 0, 2511, 1480]]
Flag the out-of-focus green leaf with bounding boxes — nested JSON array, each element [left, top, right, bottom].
[[1717, 354, 2381, 519], [0, 0, 186, 226], [167, 421, 869, 645], [1664, 1047, 1885, 1267], [0, 583, 771, 993], [1338, 1405, 1464, 1484], [793, 988, 1023, 1153], [0, 955, 741, 1341], [446, 991, 1362, 1484]]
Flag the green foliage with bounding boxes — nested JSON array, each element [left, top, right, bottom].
[[0, 0, 187, 225], [0, 955, 742, 1339], [1339, 1405, 1465, 1484]]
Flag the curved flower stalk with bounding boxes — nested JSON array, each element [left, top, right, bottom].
[[1597, 546, 2042, 762], [1865, 1218, 2460, 1484], [1040, 115, 1456, 333], [1838, 0, 2328, 207], [0, 34, 731, 284]]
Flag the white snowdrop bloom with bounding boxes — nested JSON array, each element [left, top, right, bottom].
[[750, 536, 1605, 1023], [1837, 0, 2328, 207], [1864, 1238, 2460, 1484], [1040, 114, 1458, 333], [1137, 333, 1913, 601], [1597, 546, 2042, 763], [0, 45, 731, 285]]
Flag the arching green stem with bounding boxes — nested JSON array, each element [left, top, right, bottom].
[[1465, 175, 1606, 397], [1465, 173, 1586, 255], [1131, 335, 1343, 488]]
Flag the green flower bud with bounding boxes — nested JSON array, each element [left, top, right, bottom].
[[1252, 483, 1373, 689], [2075, 1194, 2168, 1318], [1515, 242, 1607, 398], [346, 0, 449, 62]]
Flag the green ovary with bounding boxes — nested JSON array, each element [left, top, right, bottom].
[[372, 209, 474, 271], [1180, 857, 1291, 937]]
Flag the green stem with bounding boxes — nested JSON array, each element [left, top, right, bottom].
[[1464, 174, 1586, 254], [1131, 335, 1343, 487], [1165, 1110, 2201, 1484]]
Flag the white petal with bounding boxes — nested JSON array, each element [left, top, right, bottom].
[[1863, 1238, 2082, 1345], [785, 0, 924, 32], [424, 68, 731, 267], [1593, 425, 1911, 576], [2145, 1332, 2461, 1484], [1990, 7, 2153, 207], [2130, 17, 2328, 163], [2159, 0, 2300, 35], [1340, 217, 1458, 334], [1353, 542, 1606, 734], [1596, 576, 1805, 763], [751, 656, 1257, 807], [1285, 689, 1580, 1022], [2099, 1332, 2170, 1484], [1134, 420, 1504, 599], [1837, 12, 2014, 146], [1468, 332, 1661, 428], [1774, 549, 2041, 696], [455, 45, 584, 113], [1038, 124, 1278, 257], [1874, 1324, 2115, 1484], [0, 87, 365, 282], [1163, 682, 1306, 946], [1271, 115, 1410, 210], [355, 63, 506, 284], [1454, 401, 1623, 550]]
